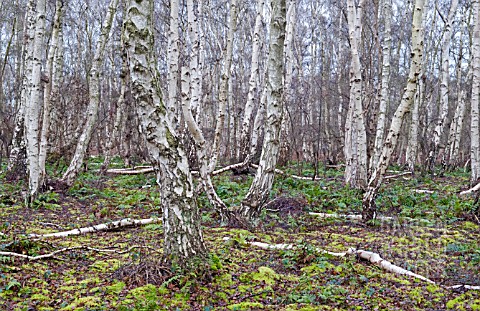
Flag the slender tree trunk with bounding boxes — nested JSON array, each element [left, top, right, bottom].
[[239, 0, 286, 222], [209, 0, 238, 172], [62, 0, 119, 186], [101, 30, 128, 172], [363, 0, 426, 222], [38, 0, 64, 186], [370, 0, 392, 172], [25, 0, 47, 201], [406, 77, 423, 172], [344, 0, 367, 189], [471, 0, 480, 183], [447, 48, 469, 168], [429, 0, 458, 172], [125, 0, 206, 266], [8, 0, 36, 176], [239, 0, 265, 161]]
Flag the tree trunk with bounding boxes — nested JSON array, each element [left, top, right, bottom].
[[38, 0, 64, 186], [363, 0, 426, 222], [24, 0, 47, 201], [370, 0, 392, 172], [125, 0, 206, 266], [209, 0, 238, 172], [429, 0, 458, 172], [62, 0, 119, 186], [239, 0, 265, 161], [471, 0, 480, 184], [344, 0, 368, 190], [239, 0, 286, 222]]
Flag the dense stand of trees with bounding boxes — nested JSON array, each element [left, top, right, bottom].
[[1, 0, 480, 265]]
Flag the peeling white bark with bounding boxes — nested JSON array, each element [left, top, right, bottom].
[[471, 0, 480, 183], [125, 0, 206, 263]]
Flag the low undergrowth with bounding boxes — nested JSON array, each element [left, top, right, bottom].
[[0, 158, 479, 310]]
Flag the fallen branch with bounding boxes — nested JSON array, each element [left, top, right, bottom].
[[413, 189, 435, 194], [0, 245, 151, 261], [106, 167, 155, 175], [385, 171, 412, 179], [309, 212, 432, 224], [223, 237, 480, 290], [460, 183, 480, 196], [250, 163, 323, 181], [27, 218, 161, 238]]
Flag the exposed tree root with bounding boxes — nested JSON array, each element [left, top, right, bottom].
[[223, 237, 480, 290], [26, 218, 161, 238]]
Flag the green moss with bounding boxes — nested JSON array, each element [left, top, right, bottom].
[[227, 302, 264, 310], [30, 294, 50, 302], [106, 281, 126, 294], [59, 296, 101, 311], [251, 266, 280, 285], [90, 259, 121, 272]]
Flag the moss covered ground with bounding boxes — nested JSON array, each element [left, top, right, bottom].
[[0, 159, 479, 310]]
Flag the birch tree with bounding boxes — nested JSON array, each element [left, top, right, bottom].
[[370, 0, 392, 172], [239, 0, 286, 222], [24, 0, 47, 201], [239, 0, 265, 162], [429, 0, 458, 172], [125, 0, 207, 266], [471, 0, 480, 183], [38, 0, 64, 187], [62, 0, 119, 186], [344, 0, 368, 190], [363, 0, 426, 222], [7, 0, 36, 176]]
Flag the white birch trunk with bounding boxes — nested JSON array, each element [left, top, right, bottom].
[[8, 0, 36, 174], [210, 0, 238, 172], [38, 0, 63, 186], [239, 0, 286, 221], [167, 0, 180, 125], [363, 0, 426, 221], [344, 0, 367, 189], [25, 0, 47, 201], [406, 79, 422, 172], [62, 0, 119, 186], [430, 0, 458, 170], [125, 0, 206, 264], [239, 0, 265, 161], [370, 0, 392, 171], [472, 0, 480, 183], [447, 54, 469, 168]]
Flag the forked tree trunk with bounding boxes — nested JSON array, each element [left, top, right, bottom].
[[62, 0, 119, 186], [363, 0, 426, 222], [471, 0, 480, 184], [344, 0, 368, 190], [239, 0, 286, 222], [125, 0, 206, 266]]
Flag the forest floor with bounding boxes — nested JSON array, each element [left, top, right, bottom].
[[1, 158, 480, 310]]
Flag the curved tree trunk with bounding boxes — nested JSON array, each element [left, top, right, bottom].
[[125, 0, 206, 266], [62, 0, 119, 186], [363, 0, 426, 222], [239, 0, 286, 222]]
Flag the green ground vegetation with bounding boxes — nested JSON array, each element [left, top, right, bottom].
[[0, 158, 479, 310]]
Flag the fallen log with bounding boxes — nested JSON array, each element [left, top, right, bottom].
[[27, 218, 161, 238], [223, 237, 480, 290]]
